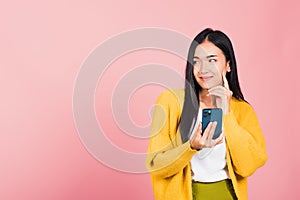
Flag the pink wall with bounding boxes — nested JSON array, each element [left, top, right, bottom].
[[1, 0, 299, 199]]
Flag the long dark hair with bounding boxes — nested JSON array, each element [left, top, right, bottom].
[[179, 28, 245, 143]]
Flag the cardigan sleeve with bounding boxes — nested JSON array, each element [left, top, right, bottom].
[[145, 90, 197, 178], [223, 101, 268, 177]]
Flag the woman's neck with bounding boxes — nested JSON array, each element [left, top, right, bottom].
[[200, 89, 209, 98], [199, 89, 216, 108]]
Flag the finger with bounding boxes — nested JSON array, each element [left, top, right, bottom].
[[197, 121, 202, 134], [209, 87, 232, 97], [208, 86, 226, 93], [207, 90, 228, 97], [208, 86, 228, 95], [207, 121, 217, 143], [190, 124, 202, 149], [222, 72, 230, 90], [214, 132, 224, 145], [208, 85, 226, 91], [202, 121, 213, 140]]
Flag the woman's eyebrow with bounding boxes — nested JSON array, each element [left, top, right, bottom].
[[193, 55, 218, 59], [206, 54, 218, 58]]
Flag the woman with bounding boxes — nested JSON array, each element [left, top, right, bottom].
[[145, 28, 267, 200]]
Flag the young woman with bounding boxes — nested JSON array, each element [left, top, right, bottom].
[[145, 28, 267, 200]]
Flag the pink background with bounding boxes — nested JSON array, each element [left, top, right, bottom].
[[1, 0, 300, 199]]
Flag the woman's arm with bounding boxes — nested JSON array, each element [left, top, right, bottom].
[[145, 90, 197, 178], [224, 101, 268, 177]]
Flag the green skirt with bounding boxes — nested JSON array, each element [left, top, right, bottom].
[[192, 179, 237, 200]]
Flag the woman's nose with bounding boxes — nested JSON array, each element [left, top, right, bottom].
[[198, 62, 209, 74]]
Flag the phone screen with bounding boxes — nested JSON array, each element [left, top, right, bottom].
[[202, 108, 223, 139]]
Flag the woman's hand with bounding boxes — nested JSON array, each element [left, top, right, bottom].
[[190, 121, 224, 150], [208, 72, 232, 114]]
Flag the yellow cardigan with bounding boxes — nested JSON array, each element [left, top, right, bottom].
[[145, 88, 267, 200]]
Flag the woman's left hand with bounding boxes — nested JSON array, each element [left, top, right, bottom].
[[208, 72, 232, 114]]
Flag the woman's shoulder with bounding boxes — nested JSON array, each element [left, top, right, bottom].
[[156, 88, 185, 108], [230, 98, 257, 117]]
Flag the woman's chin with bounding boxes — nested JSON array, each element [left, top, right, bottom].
[[201, 82, 214, 89], [200, 82, 221, 90]]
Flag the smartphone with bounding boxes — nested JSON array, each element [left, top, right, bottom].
[[202, 108, 223, 139]]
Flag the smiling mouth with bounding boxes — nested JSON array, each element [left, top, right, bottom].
[[200, 76, 213, 81]]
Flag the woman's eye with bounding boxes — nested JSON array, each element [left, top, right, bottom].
[[209, 59, 217, 63]]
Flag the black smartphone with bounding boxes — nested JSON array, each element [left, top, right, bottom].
[[202, 108, 223, 139]]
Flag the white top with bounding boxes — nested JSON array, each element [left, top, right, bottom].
[[189, 108, 229, 182]]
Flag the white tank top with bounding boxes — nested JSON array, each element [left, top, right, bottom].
[[189, 108, 229, 182]]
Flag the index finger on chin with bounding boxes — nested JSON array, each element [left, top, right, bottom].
[[222, 72, 230, 90]]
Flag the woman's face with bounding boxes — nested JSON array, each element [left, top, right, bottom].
[[192, 40, 230, 90]]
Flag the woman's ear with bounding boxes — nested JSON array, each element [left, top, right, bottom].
[[226, 61, 231, 72]]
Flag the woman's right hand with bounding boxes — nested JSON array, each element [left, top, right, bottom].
[[190, 121, 224, 150]]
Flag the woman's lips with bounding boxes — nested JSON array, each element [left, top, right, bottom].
[[200, 76, 213, 81]]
